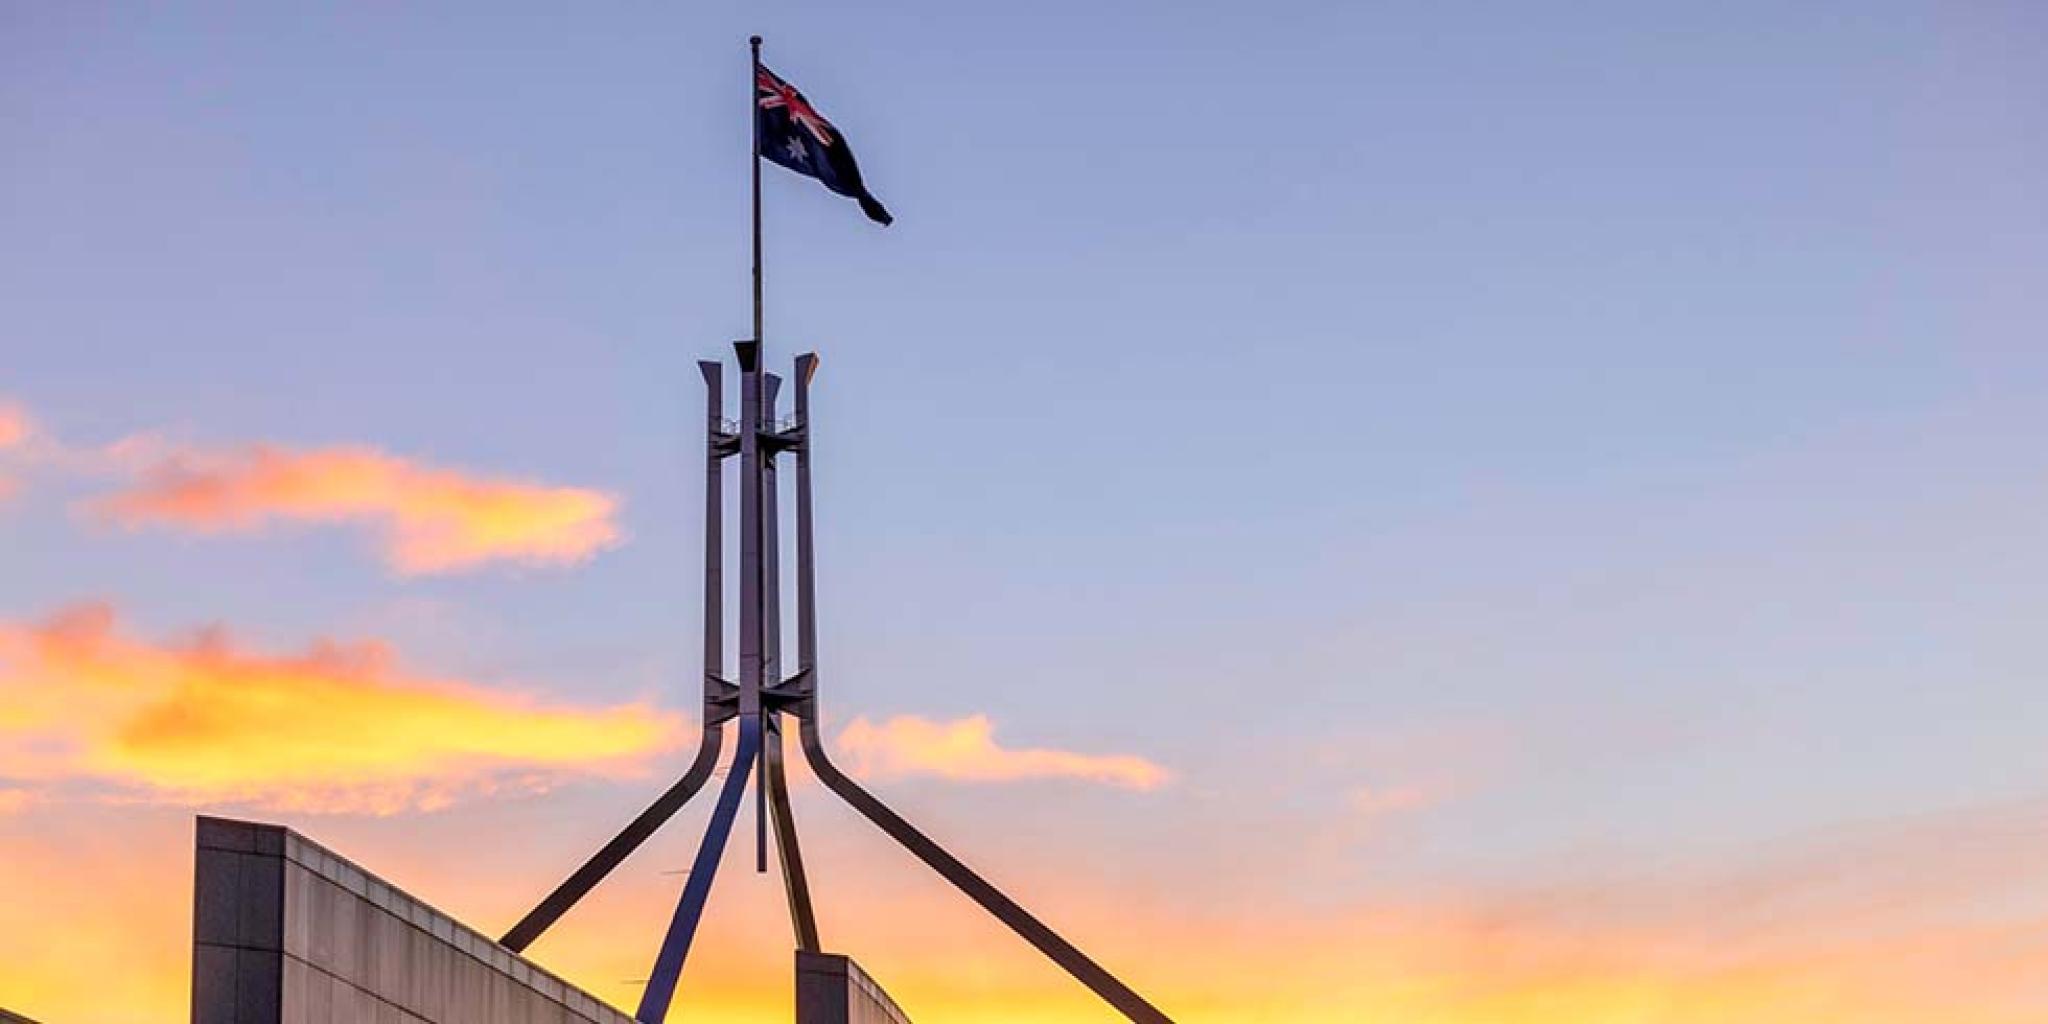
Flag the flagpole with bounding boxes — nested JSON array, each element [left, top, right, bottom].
[[750, 34, 764, 345], [748, 34, 771, 877]]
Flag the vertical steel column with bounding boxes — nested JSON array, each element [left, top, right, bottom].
[[792, 354, 820, 693], [758, 373, 783, 872], [701, 361, 728, 709], [736, 343, 763, 719], [762, 373, 785, 683]]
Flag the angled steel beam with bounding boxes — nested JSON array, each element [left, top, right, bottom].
[[764, 711, 820, 950], [499, 358, 737, 953], [637, 717, 761, 1024], [770, 351, 824, 951], [797, 722, 1171, 1024], [500, 725, 723, 953], [786, 351, 1171, 1023], [755, 363, 819, 946]]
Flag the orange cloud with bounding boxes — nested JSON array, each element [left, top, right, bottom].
[[90, 443, 621, 574], [0, 603, 684, 813], [835, 714, 1171, 790]]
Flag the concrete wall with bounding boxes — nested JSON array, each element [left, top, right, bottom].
[[794, 953, 911, 1024], [192, 816, 635, 1024]]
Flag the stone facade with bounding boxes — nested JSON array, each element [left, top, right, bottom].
[[190, 816, 634, 1024], [794, 953, 911, 1024]]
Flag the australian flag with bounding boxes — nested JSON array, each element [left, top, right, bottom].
[[756, 63, 892, 225]]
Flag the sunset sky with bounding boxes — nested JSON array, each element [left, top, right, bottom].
[[5, 3, 2048, 1022]]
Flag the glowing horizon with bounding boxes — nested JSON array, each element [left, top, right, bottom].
[[5, 2, 2046, 1021]]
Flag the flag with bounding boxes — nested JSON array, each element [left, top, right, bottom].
[[756, 63, 892, 225]]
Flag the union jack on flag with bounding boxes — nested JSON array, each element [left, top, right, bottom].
[[756, 63, 892, 225]]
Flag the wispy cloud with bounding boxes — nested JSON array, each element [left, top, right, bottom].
[[0, 400, 29, 501], [0, 398, 622, 573], [835, 714, 1171, 790], [0, 602, 684, 814], [0, 401, 27, 449], [1349, 783, 1437, 818], [89, 443, 623, 574]]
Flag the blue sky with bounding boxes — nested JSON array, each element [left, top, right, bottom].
[[4, 3, 2047, 1021]]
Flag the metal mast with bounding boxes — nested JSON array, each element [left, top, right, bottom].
[[498, 35, 1173, 1024]]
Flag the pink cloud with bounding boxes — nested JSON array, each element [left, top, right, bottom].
[[91, 443, 622, 574], [0, 401, 28, 449], [1350, 784, 1437, 818], [0, 400, 28, 501]]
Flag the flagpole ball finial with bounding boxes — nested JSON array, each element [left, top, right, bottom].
[[750, 34, 762, 47]]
